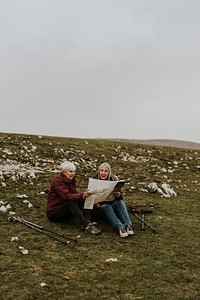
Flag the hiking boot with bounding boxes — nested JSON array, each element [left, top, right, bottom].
[[85, 223, 101, 235], [119, 228, 128, 238], [126, 224, 134, 235], [88, 219, 98, 225]]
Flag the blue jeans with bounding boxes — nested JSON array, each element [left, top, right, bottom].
[[100, 200, 132, 231]]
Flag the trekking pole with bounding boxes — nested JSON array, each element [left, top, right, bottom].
[[128, 210, 157, 233], [8, 216, 80, 245], [141, 212, 145, 231], [16, 216, 80, 243]]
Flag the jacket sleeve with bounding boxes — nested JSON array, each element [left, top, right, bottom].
[[51, 177, 83, 201]]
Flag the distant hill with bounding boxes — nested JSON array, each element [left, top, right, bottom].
[[106, 139, 200, 150]]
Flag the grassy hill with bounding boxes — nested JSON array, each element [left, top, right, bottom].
[[108, 138, 200, 150], [1, 132, 200, 300]]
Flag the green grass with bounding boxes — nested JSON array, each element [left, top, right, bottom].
[[0, 132, 200, 300]]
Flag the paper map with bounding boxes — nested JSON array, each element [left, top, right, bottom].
[[84, 178, 125, 209]]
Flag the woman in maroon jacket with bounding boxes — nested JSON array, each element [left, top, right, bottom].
[[46, 161, 101, 235]]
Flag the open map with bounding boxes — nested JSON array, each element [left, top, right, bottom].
[[84, 178, 125, 209]]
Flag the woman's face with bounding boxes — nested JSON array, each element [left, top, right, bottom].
[[99, 167, 109, 180], [64, 170, 75, 180]]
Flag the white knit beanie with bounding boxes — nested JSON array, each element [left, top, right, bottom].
[[60, 161, 76, 172]]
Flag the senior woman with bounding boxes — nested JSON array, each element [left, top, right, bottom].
[[46, 161, 101, 235]]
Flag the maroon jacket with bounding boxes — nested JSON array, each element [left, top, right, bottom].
[[46, 173, 84, 212]]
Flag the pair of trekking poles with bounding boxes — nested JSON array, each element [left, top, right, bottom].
[[8, 216, 81, 246], [127, 208, 157, 233], [8, 210, 156, 246]]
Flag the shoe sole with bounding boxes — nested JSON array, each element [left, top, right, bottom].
[[127, 232, 134, 235], [120, 233, 129, 237]]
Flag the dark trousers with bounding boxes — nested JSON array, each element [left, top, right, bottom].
[[84, 208, 107, 221], [46, 201, 89, 228]]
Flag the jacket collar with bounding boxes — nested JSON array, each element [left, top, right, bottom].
[[60, 172, 76, 183]]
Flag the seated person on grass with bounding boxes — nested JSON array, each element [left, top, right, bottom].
[[46, 161, 101, 235], [85, 162, 134, 238]]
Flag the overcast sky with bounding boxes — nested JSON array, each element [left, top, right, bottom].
[[1, 0, 200, 143]]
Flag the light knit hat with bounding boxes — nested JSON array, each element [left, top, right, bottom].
[[60, 161, 76, 172]]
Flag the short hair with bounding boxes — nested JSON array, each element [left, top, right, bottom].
[[60, 161, 76, 172]]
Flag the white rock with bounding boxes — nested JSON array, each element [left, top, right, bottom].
[[11, 236, 19, 242], [105, 258, 118, 262], [0, 205, 7, 212], [19, 246, 29, 255], [40, 282, 47, 287]]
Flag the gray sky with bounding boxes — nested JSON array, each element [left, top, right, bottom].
[[1, 0, 200, 143]]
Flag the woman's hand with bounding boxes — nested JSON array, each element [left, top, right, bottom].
[[94, 202, 100, 208], [113, 191, 121, 198], [82, 189, 91, 199]]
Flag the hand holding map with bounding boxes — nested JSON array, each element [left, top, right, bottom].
[[84, 178, 126, 209]]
